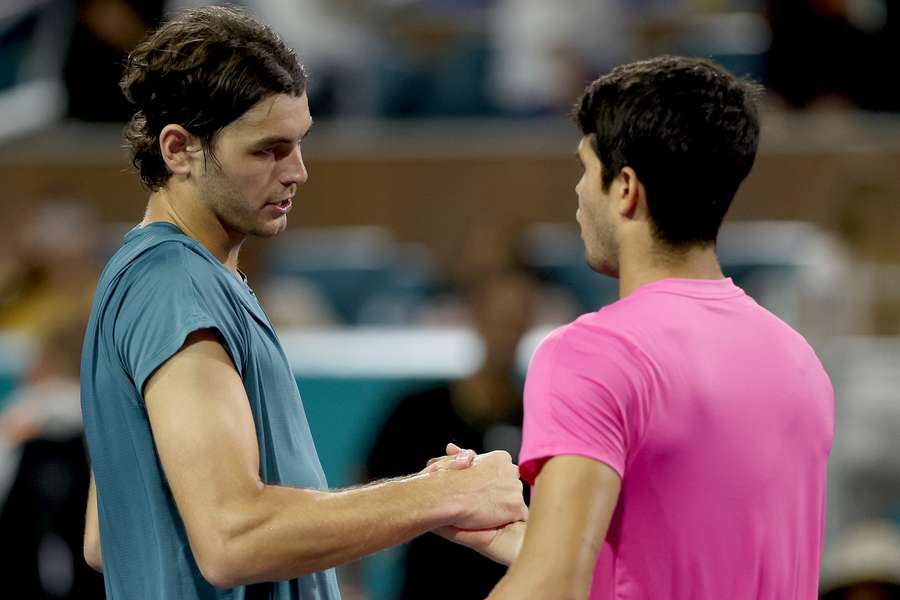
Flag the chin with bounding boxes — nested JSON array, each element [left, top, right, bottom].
[[254, 218, 288, 238], [586, 251, 619, 278]]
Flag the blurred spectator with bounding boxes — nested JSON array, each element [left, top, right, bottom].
[[0, 201, 100, 337], [0, 312, 102, 599], [63, 0, 164, 121], [375, 1, 496, 117], [766, 0, 900, 111], [832, 181, 900, 335], [0, 1, 73, 140], [255, 277, 339, 329], [185, 0, 493, 117], [422, 221, 578, 327], [834, 182, 900, 264], [0, 0, 70, 89], [489, 0, 632, 114], [243, 0, 382, 117], [820, 520, 900, 599], [366, 269, 535, 599], [0, 315, 85, 499]]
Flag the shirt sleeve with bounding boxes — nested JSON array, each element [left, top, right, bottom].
[[519, 322, 652, 484], [112, 242, 247, 402]]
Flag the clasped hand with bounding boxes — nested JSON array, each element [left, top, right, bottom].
[[423, 443, 527, 565]]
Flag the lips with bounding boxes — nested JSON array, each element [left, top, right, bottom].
[[266, 198, 293, 215]]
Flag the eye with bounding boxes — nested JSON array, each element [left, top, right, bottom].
[[274, 143, 302, 160]]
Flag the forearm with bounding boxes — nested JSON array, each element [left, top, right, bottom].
[[145, 334, 524, 587], [205, 470, 457, 586], [488, 456, 621, 600], [486, 528, 587, 599], [489, 561, 586, 600]]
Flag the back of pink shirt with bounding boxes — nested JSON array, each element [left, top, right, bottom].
[[519, 278, 834, 599]]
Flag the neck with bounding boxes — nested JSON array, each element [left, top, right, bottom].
[[617, 234, 724, 298], [143, 185, 244, 276]]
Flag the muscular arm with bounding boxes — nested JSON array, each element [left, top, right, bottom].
[[145, 330, 524, 588], [488, 456, 621, 600], [84, 471, 102, 572]]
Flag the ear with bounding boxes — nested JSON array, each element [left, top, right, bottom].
[[159, 125, 202, 179], [615, 166, 645, 221]]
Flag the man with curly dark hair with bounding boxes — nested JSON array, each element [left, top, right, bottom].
[[442, 56, 835, 600], [79, 7, 526, 599]]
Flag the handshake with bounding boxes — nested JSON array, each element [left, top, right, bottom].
[[421, 443, 528, 566]]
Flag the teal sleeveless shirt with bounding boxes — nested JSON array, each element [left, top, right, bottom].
[[81, 222, 341, 600]]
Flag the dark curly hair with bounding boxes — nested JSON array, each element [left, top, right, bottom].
[[120, 6, 307, 190], [575, 56, 762, 247]]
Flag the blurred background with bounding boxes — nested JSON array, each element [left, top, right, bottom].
[[1, 0, 899, 598]]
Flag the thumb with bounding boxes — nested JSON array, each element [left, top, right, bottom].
[[446, 442, 463, 455]]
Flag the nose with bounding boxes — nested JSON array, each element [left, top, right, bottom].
[[281, 144, 308, 187]]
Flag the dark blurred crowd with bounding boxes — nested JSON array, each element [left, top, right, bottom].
[[1, 199, 899, 597], [1, 1, 900, 598], [1, 0, 899, 126]]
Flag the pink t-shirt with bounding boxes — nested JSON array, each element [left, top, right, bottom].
[[519, 278, 834, 599]]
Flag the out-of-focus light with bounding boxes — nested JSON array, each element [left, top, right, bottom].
[[0, 79, 66, 143], [847, 0, 888, 33], [686, 11, 772, 55]]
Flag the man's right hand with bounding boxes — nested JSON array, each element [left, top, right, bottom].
[[441, 449, 527, 532]]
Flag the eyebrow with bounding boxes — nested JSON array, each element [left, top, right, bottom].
[[253, 122, 314, 148]]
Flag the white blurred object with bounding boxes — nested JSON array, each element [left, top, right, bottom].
[[820, 520, 900, 592], [0, 79, 66, 142], [824, 336, 900, 539], [717, 220, 855, 346], [0, 377, 82, 503], [0, 0, 74, 142], [281, 327, 484, 378], [516, 324, 558, 374], [257, 277, 338, 329], [489, 0, 632, 112], [1, 378, 82, 440], [247, 0, 382, 116], [279, 323, 565, 379], [846, 0, 889, 33]]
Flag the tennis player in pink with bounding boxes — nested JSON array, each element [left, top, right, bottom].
[[514, 274, 834, 599], [438, 56, 834, 600]]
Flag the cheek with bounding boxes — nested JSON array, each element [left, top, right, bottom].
[[227, 168, 270, 199], [579, 193, 598, 220]]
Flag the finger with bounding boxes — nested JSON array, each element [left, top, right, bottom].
[[424, 451, 474, 473], [451, 449, 475, 468], [423, 456, 450, 473], [425, 448, 470, 467]]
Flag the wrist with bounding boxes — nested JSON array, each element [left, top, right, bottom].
[[421, 468, 470, 527], [487, 521, 526, 565], [397, 469, 466, 529]]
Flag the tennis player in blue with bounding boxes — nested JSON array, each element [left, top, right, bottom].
[[80, 7, 526, 599]]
